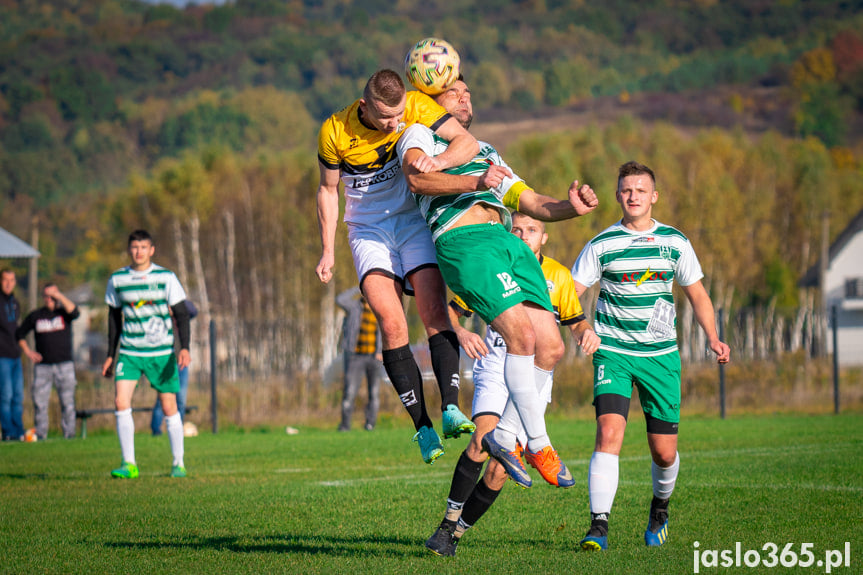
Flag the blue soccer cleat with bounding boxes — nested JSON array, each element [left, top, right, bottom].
[[413, 426, 445, 464], [481, 431, 532, 488], [644, 497, 669, 546], [579, 524, 608, 551], [441, 405, 475, 439]]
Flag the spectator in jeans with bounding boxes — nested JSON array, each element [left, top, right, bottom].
[[0, 269, 23, 441], [16, 283, 80, 440]]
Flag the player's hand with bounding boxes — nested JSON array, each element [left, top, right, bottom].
[[316, 254, 335, 284], [456, 329, 489, 360], [177, 349, 191, 370], [578, 328, 601, 355], [102, 357, 114, 378], [710, 340, 731, 364], [25, 349, 42, 364], [409, 153, 445, 174], [568, 180, 599, 216], [476, 165, 512, 191]]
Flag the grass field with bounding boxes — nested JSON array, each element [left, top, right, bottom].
[[1, 413, 860, 574]]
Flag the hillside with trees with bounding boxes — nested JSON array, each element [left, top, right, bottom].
[[1, 0, 862, 383]]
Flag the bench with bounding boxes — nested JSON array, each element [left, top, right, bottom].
[[76, 405, 198, 439]]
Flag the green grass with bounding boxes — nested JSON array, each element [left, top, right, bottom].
[[1, 414, 860, 574]]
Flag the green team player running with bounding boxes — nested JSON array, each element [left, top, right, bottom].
[[103, 230, 192, 479], [571, 161, 731, 550]]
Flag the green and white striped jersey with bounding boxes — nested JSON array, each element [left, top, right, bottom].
[[571, 220, 703, 357], [105, 264, 187, 357], [396, 125, 530, 242]]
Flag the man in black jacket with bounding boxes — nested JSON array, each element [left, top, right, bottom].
[[0, 269, 23, 441], [16, 283, 80, 440]]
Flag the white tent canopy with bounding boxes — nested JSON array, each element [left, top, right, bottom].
[[0, 226, 40, 258]]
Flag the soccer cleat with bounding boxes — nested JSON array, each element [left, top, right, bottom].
[[525, 445, 575, 488], [644, 497, 669, 546], [111, 462, 139, 479], [425, 521, 459, 557], [579, 524, 609, 551], [481, 432, 532, 488], [413, 426, 444, 464], [441, 405, 476, 439], [170, 465, 187, 478]]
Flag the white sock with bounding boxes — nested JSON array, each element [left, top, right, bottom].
[[503, 353, 549, 451], [588, 451, 619, 515], [165, 412, 185, 468], [115, 408, 135, 464], [499, 365, 554, 449], [652, 451, 680, 500]]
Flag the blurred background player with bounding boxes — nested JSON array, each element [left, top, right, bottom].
[[572, 161, 730, 550], [316, 69, 480, 463], [103, 229, 192, 479], [398, 75, 598, 490], [425, 212, 600, 556], [336, 286, 382, 432], [16, 283, 80, 440]]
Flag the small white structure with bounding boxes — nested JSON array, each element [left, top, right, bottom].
[[801, 209, 863, 365]]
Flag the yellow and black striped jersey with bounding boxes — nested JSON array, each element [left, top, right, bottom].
[[317, 91, 450, 224], [450, 253, 585, 326]]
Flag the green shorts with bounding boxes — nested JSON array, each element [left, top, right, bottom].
[[592, 348, 682, 423], [115, 352, 180, 394], [436, 223, 552, 324]]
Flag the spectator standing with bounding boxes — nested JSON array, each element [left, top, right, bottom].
[[0, 269, 24, 441], [16, 284, 80, 440], [336, 287, 382, 432]]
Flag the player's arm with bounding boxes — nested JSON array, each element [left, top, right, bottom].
[[680, 280, 731, 364], [408, 117, 478, 174], [316, 163, 341, 284], [514, 181, 599, 221], [102, 306, 123, 377], [567, 319, 600, 355], [171, 301, 192, 370], [448, 303, 488, 360], [402, 148, 511, 196]]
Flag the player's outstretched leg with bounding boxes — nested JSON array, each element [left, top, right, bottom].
[[430, 332, 475, 439], [644, 496, 669, 546]]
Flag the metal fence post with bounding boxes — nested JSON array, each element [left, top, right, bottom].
[[719, 308, 726, 419], [832, 305, 839, 415], [210, 319, 218, 433]]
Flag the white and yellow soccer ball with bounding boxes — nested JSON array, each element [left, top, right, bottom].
[[404, 38, 461, 95]]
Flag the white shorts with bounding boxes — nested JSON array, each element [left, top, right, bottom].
[[470, 327, 508, 418], [348, 212, 438, 295]]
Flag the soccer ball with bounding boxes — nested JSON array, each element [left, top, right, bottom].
[[404, 38, 461, 95]]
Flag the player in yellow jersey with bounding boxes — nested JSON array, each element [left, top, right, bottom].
[[317, 69, 480, 463], [425, 212, 600, 556]]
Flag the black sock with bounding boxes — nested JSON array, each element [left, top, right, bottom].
[[460, 477, 502, 527], [590, 512, 609, 536], [429, 331, 461, 409], [448, 451, 484, 504], [382, 345, 432, 430]]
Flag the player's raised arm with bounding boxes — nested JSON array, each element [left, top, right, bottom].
[[316, 163, 341, 283], [516, 180, 599, 222]]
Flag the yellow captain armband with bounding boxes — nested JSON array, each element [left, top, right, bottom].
[[502, 181, 531, 211]]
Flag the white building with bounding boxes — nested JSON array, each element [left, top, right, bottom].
[[801, 209, 863, 366]]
